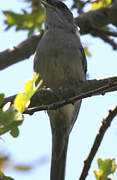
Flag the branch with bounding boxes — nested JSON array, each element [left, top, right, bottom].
[[79, 105, 117, 180], [91, 26, 117, 37], [2, 76, 117, 114], [91, 31, 117, 50], [0, 4, 117, 70], [75, 3, 117, 34], [90, 26, 117, 49], [0, 32, 43, 70]]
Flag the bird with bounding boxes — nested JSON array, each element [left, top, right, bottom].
[[34, 0, 87, 180]]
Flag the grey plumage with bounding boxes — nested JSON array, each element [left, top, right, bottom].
[[34, 0, 87, 180]]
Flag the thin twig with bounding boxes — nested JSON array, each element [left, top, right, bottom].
[[90, 25, 117, 49], [79, 105, 117, 180], [91, 26, 117, 37], [91, 31, 117, 50]]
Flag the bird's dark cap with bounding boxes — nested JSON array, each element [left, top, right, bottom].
[[41, 0, 55, 9], [41, 0, 70, 12]]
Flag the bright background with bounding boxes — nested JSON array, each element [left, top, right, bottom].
[[0, 0, 117, 180]]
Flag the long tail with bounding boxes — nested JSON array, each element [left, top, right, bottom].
[[50, 137, 69, 180], [49, 102, 81, 180]]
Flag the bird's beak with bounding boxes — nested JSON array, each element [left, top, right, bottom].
[[41, 1, 55, 9]]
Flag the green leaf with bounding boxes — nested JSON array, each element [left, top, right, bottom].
[[94, 158, 117, 180], [84, 47, 91, 57], [0, 94, 5, 107], [0, 170, 15, 180], [0, 170, 4, 178], [3, 5, 44, 36], [102, 26, 110, 31], [14, 165, 32, 171], [3, 177, 15, 180], [10, 127, 19, 137], [0, 73, 42, 136], [0, 105, 23, 136]]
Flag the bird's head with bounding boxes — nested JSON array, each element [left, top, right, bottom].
[[41, 0, 76, 31]]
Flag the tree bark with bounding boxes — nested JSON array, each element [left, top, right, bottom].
[[2, 76, 117, 114]]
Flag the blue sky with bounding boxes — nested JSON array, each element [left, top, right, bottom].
[[0, 1, 117, 180]]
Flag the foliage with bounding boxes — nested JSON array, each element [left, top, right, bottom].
[[0, 72, 42, 179], [3, 0, 44, 36], [0, 153, 32, 176], [14, 72, 43, 113], [84, 47, 91, 57], [0, 152, 48, 179], [0, 73, 42, 137], [91, 0, 111, 10], [94, 158, 117, 180], [1, 0, 117, 180], [0, 170, 15, 180], [0, 156, 32, 180], [0, 99, 23, 137], [3, 0, 112, 36]]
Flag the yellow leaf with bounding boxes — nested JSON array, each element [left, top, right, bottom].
[[94, 170, 103, 180], [91, 0, 111, 10], [14, 93, 26, 113], [33, 72, 39, 81], [24, 72, 39, 99], [24, 80, 33, 94], [94, 158, 117, 180], [14, 72, 43, 113], [91, 1, 103, 10], [35, 79, 43, 91], [84, 47, 91, 57]]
